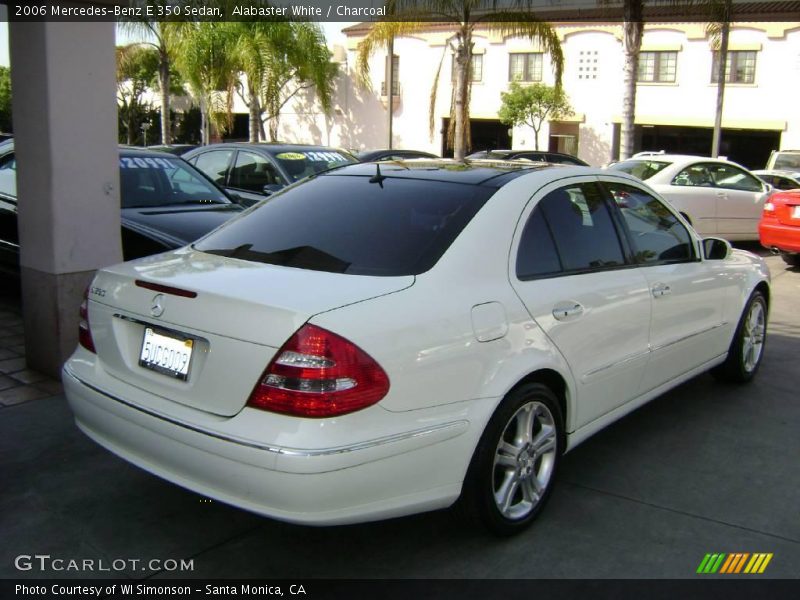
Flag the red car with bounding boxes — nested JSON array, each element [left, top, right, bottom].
[[759, 189, 800, 266]]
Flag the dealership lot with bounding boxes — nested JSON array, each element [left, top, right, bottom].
[[1, 247, 798, 579]]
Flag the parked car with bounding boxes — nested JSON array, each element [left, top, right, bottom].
[[183, 143, 357, 205], [752, 169, 800, 191], [607, 154, 772, 240], [63, 159, 769, 534], [0, 144, 243, 273], [356, 149, 439, 162], [765, 149, 800, 171], [467, 149, 589, 166], [759, 189, 800, 266], [148, 144, 199, 157]]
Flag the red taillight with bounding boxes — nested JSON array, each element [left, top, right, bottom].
[[247, 324, 389, 418], [762, 201, 777, 219], [78, 287, 95, 353]]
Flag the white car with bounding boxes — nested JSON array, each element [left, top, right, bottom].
[[608, 155, 772, 241], [63, 161, 770, 535]]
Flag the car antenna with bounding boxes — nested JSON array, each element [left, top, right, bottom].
[[369, 163, 387, 188]]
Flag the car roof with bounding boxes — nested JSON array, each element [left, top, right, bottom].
[[752, 169, 800, 177], [189, 142, 351, 153], [616, 154, 751, 168], [1, 141, 183, 160], [326, 158, 583, 188], [119, 148, 186, 158]]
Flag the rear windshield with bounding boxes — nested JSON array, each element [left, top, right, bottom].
[[609, 159, 671, 181], [120, 156, 230, 208], [268, 150, 356, 182], [195, 175, 495, 276]]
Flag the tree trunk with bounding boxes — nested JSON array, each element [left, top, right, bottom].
[[453, 34, 471, 161], [248, 82, 260, 143], [711, 2, 731, 158], [621, 2, 643, 161], [199, 97, 208, 145], [159, 55, 171, 145], [533, 126, 540, 151]]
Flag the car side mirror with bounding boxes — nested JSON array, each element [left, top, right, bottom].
[[262, 183, 283, 195], [763, 182, 773, 194], [703, 237, 732, 261]]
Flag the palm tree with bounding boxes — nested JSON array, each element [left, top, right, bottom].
[[231, 22, 337, 143], [119, 13, 184, 145], [619, 1, 644, 161], [357, 1, 564, 161], [173, 22, 240, 144], [707, 0, 732, 158]]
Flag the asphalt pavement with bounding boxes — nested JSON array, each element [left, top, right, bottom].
[[1, 247, 798, 580]]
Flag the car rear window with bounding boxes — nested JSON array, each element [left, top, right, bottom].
[[609, 159, 671, 181], [773, 153, 800, 170], [120, 156, 230, 208], [269, 150, 356, 182], [195, 175, 495, 276]]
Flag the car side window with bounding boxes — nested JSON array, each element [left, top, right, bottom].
[[230, 151, 285, 193], [604, 182, 695, 265], [516, 204, 562, 279], [0, 153, 17, 198], [773, 176, 797, 191], [706, 163, 763, 192], [672, 164, 714, 187], [193, 150, 233, 186], [535, 182, 626, 273]]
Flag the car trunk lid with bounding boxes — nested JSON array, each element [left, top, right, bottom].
[[87, 248, 414, 416]]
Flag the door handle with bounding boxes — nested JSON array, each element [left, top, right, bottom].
[[651, 283, 671, 298], [552, 301, 584, 321]]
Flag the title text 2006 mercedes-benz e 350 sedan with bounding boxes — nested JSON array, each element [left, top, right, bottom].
[[63, 161, 770, 535]]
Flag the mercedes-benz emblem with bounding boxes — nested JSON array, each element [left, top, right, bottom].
[[150, 294, 165, 318]]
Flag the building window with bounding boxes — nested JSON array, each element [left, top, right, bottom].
[[452, 53, 483, 82], [577, 50, 599, 80], [638, 51, 677, 83], [381, 54, 399, 96], [509, 53, 543, 82], [711, 50, 757, 84]]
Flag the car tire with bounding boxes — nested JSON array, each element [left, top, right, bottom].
[[458, 383, 564, 536], [712, 290, 767, 383], [780, 252, 799, 267]]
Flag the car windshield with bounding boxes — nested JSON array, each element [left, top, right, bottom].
[[195, 174, 495, 276], [268, 149, 356, 183], [609, 159, 672, 180], [120, 155, 230, 208]]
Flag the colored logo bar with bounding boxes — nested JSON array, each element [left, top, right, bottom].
[[697, 553, 773, 574]]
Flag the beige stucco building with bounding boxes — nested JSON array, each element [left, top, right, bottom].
[[251, 18, 800, 169]]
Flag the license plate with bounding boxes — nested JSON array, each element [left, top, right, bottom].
[[139, 327, 194, 380], [793, 206, 800, 219]]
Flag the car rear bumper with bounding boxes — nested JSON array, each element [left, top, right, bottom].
[[62, 361, 490, 525], [759, 221, 800, 253]]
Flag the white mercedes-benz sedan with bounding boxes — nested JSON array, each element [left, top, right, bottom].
[[63, 160, 770, 535], [608, 155, 772, 241]]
